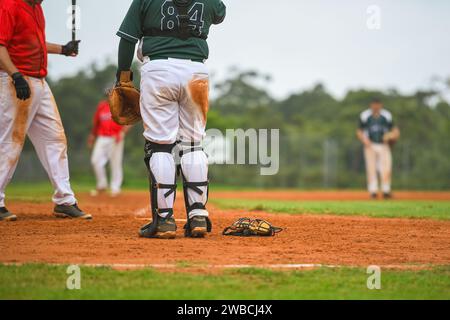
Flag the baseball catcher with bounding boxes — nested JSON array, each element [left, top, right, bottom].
[[357, 98, 400, 199], [0, 0, 91, 221], [116, 0, 226, 238]]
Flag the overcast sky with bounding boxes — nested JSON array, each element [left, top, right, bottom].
[[42, 0, 450, 99]]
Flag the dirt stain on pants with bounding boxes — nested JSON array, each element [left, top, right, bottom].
[[9, 82, 32, 167], [188, 78, 209, 124], [49, 93, 68, 145]]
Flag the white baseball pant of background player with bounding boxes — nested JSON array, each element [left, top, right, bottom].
[[364, 143, 392, 194], [91, 136, 124, 195], [0, 71, 77, 207], [140, 58, 209, 219]]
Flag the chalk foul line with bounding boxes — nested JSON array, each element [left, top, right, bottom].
[[2, 262, 434, 270]]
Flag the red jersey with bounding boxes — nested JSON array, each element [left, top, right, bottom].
[[92, 101, 123, 138], [0, 0, 48, 78]]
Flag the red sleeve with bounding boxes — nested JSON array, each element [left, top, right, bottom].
[[38, 5, 45, 30], [0, 6, 16, 47], [91, 104, 101, 136]]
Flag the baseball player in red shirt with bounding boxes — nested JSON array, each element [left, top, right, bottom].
[[88, 98, 129, 197], [0, 0, 91, 221]]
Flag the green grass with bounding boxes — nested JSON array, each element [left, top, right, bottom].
[[5, 182, 92, 203], [0, 264, 449, 300], [4, 181, 249, 203], [211, 199, 450, 220]]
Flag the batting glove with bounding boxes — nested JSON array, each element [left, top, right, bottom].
[[61, 40, 81, 56], [11, 72, 31, 101]]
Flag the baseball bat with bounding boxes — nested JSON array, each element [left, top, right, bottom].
[[71, 0, 76, 41]]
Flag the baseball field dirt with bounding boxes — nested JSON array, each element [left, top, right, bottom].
[[1, 191, 449, 270]]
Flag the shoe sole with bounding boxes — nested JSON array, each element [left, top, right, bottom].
[[53, 212, 93, 220], [155, 231, 176, 239], [0, 215, 17, 222], [140, 230, 176, 239], [190, 227, 207, 238]]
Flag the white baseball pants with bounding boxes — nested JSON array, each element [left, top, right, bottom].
[[0, 72, 76, 207], [91, 136, 124, 194], [364, 143, 392, 194], [140, 58, 209, 218]]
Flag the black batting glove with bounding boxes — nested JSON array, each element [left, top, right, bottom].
[[61, 40, 81, 56], [11, 72, 31, 101]]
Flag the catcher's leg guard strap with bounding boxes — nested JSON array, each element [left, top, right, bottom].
[[178, 142, 211, 234], [142, 141, 177, 236], [178, 143, 209, 216]]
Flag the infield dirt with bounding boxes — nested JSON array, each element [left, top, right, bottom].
[[1, 191, 449, 271]]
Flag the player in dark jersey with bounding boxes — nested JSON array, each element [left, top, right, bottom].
[[116, 0, 226, 239], [357, 98, 400, 199]]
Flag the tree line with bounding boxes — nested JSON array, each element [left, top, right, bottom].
[[16, 64, 450, 190]]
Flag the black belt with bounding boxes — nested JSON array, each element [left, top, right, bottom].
[[148, 56, 204, 63]]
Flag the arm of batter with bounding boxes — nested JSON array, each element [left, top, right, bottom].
[[46, 42, 63, 54], [0, 45, 30, 100], [46, 41, 80, 57], [0, 45, 19, 75]]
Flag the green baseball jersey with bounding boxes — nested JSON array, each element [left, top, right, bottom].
[[359, 109, 394, 143], [117, 0, 226, 61]]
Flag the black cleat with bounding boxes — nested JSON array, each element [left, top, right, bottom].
[[187, 216, 208, 238], [383, 193, 392, 200], [140, 217, 177, 239], [0, 207, 17, 221], [53, 204, 92, 220], [370, 193, 378, 200]]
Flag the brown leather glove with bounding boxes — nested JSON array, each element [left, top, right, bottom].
[[108, 71, 141, 125]]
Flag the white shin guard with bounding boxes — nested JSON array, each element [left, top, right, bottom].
[[149, 152, 176, 218], [140, 142, 178, 238], [144, 142, 177, 220], [179, 144, 209, 220]]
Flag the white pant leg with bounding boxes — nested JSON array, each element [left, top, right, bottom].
[[140, 60, 181, 217], [178, 63, 209, 143], [364, 145, 379, 194], [91, 136, 114, 190], [140, 60, 180, 144], [379, 144, 393, 193], [0, 73, 41, 207], [27, 81, 76, 206], [178, 61, 210, 218], [109, 138, 124, 194]]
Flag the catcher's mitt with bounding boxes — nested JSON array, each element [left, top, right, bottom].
[[108, 71, 141, 125], [223, 218, 282, 237], [383, 131, 399, 147]]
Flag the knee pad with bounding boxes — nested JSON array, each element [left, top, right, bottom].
[[141, 140, 177, 236], [177, 141, 212, 235]]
